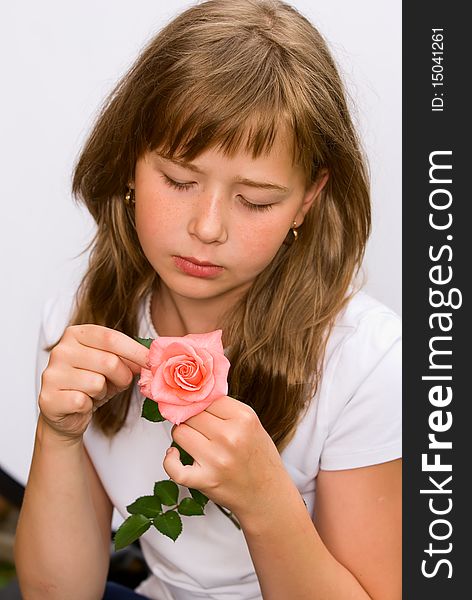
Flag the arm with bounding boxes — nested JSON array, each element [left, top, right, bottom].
[[237, 458, 401, 600], [165, 397, 401, 598], [15, 324, 149, 599], [14, 416, 113, 600]]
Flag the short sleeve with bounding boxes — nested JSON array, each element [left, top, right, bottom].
[[34, 314, 51, 414], [320, 320, 402, 471]]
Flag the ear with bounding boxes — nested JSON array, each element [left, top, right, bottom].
[[293, 168, 329, 226]]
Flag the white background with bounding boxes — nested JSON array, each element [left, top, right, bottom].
[[0, 1, 401, 485]]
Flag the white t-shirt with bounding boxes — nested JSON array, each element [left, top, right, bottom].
[[34, 287, 402, 600]]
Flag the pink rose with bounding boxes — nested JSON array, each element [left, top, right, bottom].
[[137, 330, 231, 425]]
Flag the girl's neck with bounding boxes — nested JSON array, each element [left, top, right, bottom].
[[150, 280, 247, 337]]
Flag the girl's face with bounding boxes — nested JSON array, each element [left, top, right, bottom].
[[133, 131, 327, 304]]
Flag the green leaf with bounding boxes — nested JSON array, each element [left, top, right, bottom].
[[171, 441, 194, 465], [134, 336, 154, 349], [113, 514, 151, 551], [154, 480, 179, 505], [126, 495, 162, 518], [178, 497, 205, 516], [189, 488, 209, 507], [142, 398, 166, 422], [153, 510, 182, 541]]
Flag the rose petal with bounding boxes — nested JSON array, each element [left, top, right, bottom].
[[179, 330, 225, 355], [167, 357, 203, 389], [148, 339, 197, 369], [151, 372, 216, 404], [144, 330, 230, 423], [164, 354, 193, 367], [162, 355, 193, 388], [137, 368, 153, 397], [150, 362, 201, 404], [162, 342, 200, 362], [152, 348, 213, 400], [179, 366, 203, 383], [157, 397, 213, 425], [173, 350, 214, 397], [211, 351, 231, 396], [175, 366, 204, 390], [176, 362, 192, 376], [174, 358, 200, 377]]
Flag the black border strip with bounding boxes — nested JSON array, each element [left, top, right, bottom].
[[403, 2, 469, 596]]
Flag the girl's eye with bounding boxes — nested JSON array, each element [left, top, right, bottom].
[[162, 175, 273, 212], [238, 196, 274, 212], [162, 175, 194, 191]]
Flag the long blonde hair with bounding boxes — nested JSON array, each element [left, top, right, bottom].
[[64, 0, 370, 452]]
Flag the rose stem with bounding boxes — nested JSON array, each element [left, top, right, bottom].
[[215, 504, 241, 530]]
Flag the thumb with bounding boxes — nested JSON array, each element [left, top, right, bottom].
[[163, 446, 186, 483], [121, 357, 144, 375]]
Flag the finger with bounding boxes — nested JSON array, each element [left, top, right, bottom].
[[162, 447, 201, 488], [49, 365, 108, 400], [71, 325, 149, 368], [203, 395, 250, 419], [171, 422, 212, 459], [40, 389, 94, 420], [121, 357, 145, 376], [181, 410, 226, 440], [63, 344, 136, 390]]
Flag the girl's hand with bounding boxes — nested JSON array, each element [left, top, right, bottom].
[[38, 325, 149, 442], [163, 396, 291, 520]]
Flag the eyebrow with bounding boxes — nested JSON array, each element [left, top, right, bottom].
[[157, 154, 290, 193]]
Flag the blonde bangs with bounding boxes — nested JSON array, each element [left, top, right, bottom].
[[150, 95, 290, 165], [137, 15, 321, 177]]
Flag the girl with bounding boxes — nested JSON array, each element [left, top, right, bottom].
[[15, 1, 401, 598]]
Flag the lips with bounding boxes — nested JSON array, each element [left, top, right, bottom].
[[179, 256, 222, 267], [172, 256, 224, 278]]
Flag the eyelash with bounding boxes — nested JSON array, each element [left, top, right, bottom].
[[161, 175, 274, 213]]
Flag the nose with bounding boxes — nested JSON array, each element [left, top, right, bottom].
[[188, 190, 228, 244]]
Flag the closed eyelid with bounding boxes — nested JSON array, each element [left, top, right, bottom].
[[154, 152, 290, 193], [161, 175, 274, 212]]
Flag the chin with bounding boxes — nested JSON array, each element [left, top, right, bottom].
[[161, 273, 227, 297]]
